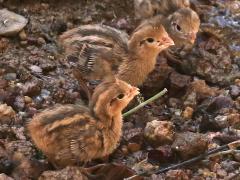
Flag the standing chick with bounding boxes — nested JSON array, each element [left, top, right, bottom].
[[28, 77, 139, 168], [59, 23, 174, 86]]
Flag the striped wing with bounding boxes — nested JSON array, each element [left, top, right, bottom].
[[59, 24, 129, 76]]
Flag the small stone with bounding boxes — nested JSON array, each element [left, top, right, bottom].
[[3, 73, 16, 81], [0, 9, 28, 36], [29, 65, 42, 74], [0, 104, 16, 125], [37, 37, 46, 45], [20, 41, 28, 46], [14, 96, 25, 111], [127, 143, 141, 153], [24, 96, 32, 104], [144, 120, 175, 146], [172, 132, 208, 160], [121, 145, 128, 155], [19, 30, 27, 40], [230, 85, 240, 98], [168, 98, 181, 108], [214, 115, 228, 128], [40, 89, 50, 99], [235, 79, 240, 86], [182, 106, 194, 119]]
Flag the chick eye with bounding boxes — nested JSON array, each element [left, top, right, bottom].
[[172, 22, 181, 32], [117, 93, 125, 99], [146, 38, 154, 43]]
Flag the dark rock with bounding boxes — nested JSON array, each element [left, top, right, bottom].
[[172, 132, 208, 160], [141, 56, 174, 98], [148, 145, 174, 164], [206, 96, 233, 113], [169, 71, 191, 97]]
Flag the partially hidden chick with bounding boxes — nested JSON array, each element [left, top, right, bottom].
[[27, 77, 139, 168], [137, 7, 200, 47], [59, 23, 174, 86], [134, 0, 190, 19]]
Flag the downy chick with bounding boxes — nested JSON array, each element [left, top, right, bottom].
[[59, 23, 174, 86], [28, 77, 139, 168], [134, 0, 190, 19], [138, 7, 200, 47]]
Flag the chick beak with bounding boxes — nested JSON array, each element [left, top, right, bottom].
[[188, 32, 196, 44], [130, 87, 140, 96], [160, 36, 175, 48]]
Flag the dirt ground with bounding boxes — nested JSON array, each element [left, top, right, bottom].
[[0, 0, 240, 179]]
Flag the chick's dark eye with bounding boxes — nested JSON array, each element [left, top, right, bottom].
[[146, 38, 154, 43], [172, 22, 181, 32], [176, 24, 181, 31], [117, 93, 125, 99]]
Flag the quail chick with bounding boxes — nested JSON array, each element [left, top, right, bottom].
[[134, 0, 190, 19], [138, 7, 200, 47], [27, 77, 139, 168], [59, 23, 174, 86]]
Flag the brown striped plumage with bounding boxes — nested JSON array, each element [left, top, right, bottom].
[[59, 23, 174, 86], [27, 77, 139, 168]]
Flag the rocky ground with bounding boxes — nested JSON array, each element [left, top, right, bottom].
[[0, 0, 240, 179]]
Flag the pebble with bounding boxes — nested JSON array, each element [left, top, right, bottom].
[[127, 143, 141, 153], [182, 106, 194, 119], [121, 145, 128, 155], [230, 85, 240, 98], [37, 37, 46, 45], [4, 73, 16, 81], [30, 65, 42, 74], [19, 30, 27, 40], [20, 41, 28, 46], [24, 96, 32, 104]]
